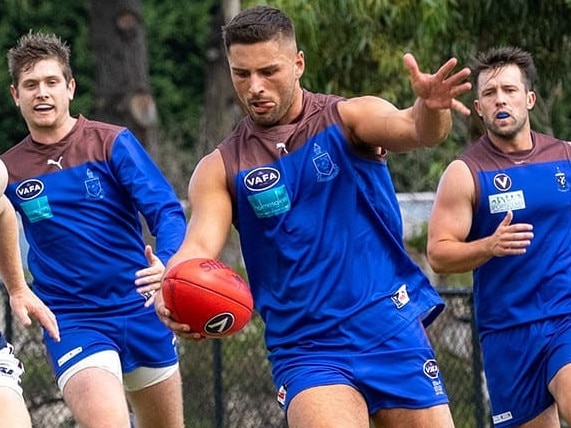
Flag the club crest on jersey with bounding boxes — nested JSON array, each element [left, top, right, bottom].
[[84, 169, 103, 199], [312, 143, 339, 182], [244, 167, 280, 192], [391, 284, 410, 309], [555, 167, 569, 192], [492, 173, 512, 191], [16, 179, 44, 200]]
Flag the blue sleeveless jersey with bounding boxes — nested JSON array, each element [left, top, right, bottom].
[[1, 115, 186, 320], [461, 132, 571, 337], [219, 91, 444, 365]]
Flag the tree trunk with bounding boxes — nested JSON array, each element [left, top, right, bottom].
[[197, 0, 242, 158], [88, 0, 159, 158], [199, 0, 244, 268]]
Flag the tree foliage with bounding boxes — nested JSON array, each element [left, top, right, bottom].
[[0, 0, 215, 155], [247, 0, 571, 191], [0, 0, 93, 150], [1, 0, 571, 192]]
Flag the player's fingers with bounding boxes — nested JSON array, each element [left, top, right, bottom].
[[451, 98, 471, 117], [39, 313, 60, 342], [13, 307, 32, 328], [402, 53, 419, 76], [144, 245, 155, 264], [27, 306, 60, 342], [433, 57, 460, 80], [135, 271, 162, 286], [143, 291, 156, 308], [500, 210, 514, 226], [443, 67, 471, 86]]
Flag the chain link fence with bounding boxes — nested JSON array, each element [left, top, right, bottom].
[[0, 286, 498, 427]]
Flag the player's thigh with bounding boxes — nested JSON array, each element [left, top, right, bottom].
[[516, 404, 560, 428], [126, 365, 184, 428], [0, 387, 32, 428], [287, 384, 370, 428], [63, 366, 130, 428], [0, 343, 31, 427], [549, 362, 571, 424], [371, 403, 454, 428]]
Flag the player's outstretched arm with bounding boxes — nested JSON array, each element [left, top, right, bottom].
[[157, 149, 233, 340], [403, 53, 472, 116], [339, 54, 471, 153]]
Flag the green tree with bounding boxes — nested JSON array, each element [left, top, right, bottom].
[[0, 0, 94, 152], [244, 0, 462, 191], [245, 0, 571, 191]]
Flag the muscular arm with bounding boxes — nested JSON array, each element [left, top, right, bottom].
[[427, 160, 534, 274], [166, 149, 233, 270], [157, 149, 233, 337], [338, 54, 471, 153], [338, 96, 452, 153]]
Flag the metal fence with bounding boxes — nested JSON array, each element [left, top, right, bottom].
[[2, 287, 492, 427]]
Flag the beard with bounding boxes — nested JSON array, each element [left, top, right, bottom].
[[484, 115, 526, 140]]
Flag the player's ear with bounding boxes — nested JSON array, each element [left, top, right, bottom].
[[294, 51, 305, 80], [473, 99, 482, 117], [526, 90, 536, 110]]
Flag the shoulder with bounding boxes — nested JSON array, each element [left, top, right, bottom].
[[0, 159, 7, 194], [337, 96, 397, 118], [78, 115, 129, 143]]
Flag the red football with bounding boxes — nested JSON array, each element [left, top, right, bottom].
[[162, 258, 253, 337]]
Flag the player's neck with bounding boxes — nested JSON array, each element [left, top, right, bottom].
[[29, 115, 77, 145], [487, 126, 533, 154]]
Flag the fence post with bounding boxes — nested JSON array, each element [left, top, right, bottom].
[[213, 339, 223, 428]]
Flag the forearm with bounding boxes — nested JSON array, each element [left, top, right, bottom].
[[427, 237, 494, 274], [412, 98, 452, 147], [0, 205, 28, 293]]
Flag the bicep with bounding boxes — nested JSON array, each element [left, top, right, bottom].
[[338, 96, 417, 152], [0, 160, 8, 195], [428, 160, 475, 245], [175, 150, 233, 262]]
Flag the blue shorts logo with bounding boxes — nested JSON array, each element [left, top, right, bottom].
[[423, 359, 439, 379]]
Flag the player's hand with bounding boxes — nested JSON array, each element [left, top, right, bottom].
[[135, 245, 164, 307], [488, 211, 534, 257], [9, 286, 60, 342], [153, 288, 205, 341], [403, 53, 472, 116]]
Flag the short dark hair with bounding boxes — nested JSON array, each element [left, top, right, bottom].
[[222, 5, 296, 52], [7, 31, 73, 86], [470, 46, 536, 92]]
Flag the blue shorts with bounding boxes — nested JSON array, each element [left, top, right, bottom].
[[43, 306, 178, 381], [482, 316, 571, 427], [272, 320, 449, 414]]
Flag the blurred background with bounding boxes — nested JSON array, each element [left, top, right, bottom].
[[1, 0, 571, 426]]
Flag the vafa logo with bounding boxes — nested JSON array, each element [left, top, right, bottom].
[[16, 179, 44, 200], [244, 167, 280, 191]]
